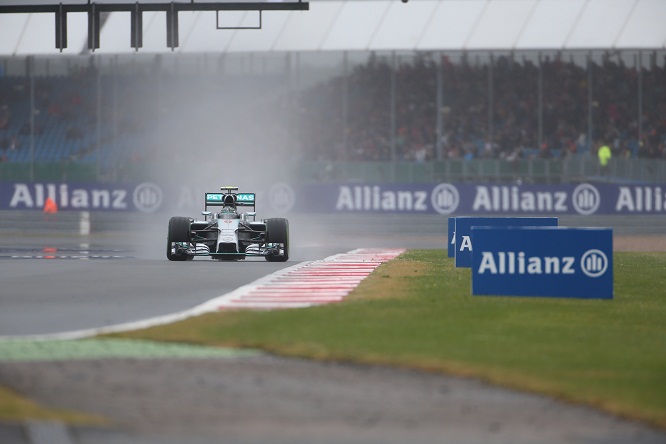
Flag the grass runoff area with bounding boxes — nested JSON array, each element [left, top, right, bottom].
[[112, 250, 666, 429], [1, 251, 664, 429]]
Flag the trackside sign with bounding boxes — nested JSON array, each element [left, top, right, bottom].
[[290, 183, 666, 215], [3, 182, 665, 215], [471, 227, 613, 299], [454, 217, 558, 268], [0, 182, 163, 212]]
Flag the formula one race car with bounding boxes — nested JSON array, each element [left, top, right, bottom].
[[166, 186, 289, 262]]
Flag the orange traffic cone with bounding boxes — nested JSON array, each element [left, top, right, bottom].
[[44, 197, 58, 221]]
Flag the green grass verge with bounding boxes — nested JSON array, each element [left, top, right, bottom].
[[112, 250, 666, 429]]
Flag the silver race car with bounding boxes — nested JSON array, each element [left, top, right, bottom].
[[166, 186, 289, 262]]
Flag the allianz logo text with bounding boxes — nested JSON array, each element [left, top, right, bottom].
[[335, 183, 460, 213], [472, 184, 600, 215], [336, 186, 428, 211], [477, 249, 608, 277]]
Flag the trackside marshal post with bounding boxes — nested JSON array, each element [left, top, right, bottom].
[[471, 227, 613, 299], [454, 217, 558, 268]]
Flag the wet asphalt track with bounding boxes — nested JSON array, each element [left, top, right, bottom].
[[0, 211, 444, 336], [1, 211, 665, 444]]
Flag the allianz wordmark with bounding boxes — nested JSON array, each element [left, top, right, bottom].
[[471, 227, 613, 299], [297, 183, 666, 215], [0, 182, 163, 212]]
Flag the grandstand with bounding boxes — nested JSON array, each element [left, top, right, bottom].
[[0, 0, 665, 184]]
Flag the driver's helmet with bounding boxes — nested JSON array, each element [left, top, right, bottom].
[[219, 206, 237, 220], [218, 193, 238, 219]]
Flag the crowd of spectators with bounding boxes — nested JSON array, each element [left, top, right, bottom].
[[296, 53, 666, 163], [0, 62, 294, 173], [1, 52, 665, 169], [0, 64, 176, 168], [0, 67, 99, 163]]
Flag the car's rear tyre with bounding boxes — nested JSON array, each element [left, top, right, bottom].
[[167, 216, 193, 261], [265, 218, 289, 262]]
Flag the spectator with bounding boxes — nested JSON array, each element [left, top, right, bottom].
[[597, 141, 612, 175], [9, 136, 19, 151]]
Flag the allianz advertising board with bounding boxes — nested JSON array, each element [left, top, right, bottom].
[[454, 217, 558, 268], [0, 182, 163, 212], [2, 181, 665, 215], [471, 227, 613, 299], [294, 183, 666, 215]]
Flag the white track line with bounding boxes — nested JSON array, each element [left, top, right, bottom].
[[0, 248, 404, 341]]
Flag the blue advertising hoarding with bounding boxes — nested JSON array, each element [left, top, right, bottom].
[[454, 217, 558, 268], [0, 182, 163, 212], [471, 227, 613, 299], [2, 181, 666, 216], [293, 183, 666, 215]]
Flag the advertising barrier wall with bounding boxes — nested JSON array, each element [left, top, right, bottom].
[[471, 227, 613, 299], [1, 181, 665, 215], [312, 183, 666, 215], [0, 182, 163, 212]]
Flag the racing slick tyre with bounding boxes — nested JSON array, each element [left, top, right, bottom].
[[265, 217, 289, 262], [167, 216, 194, 261]]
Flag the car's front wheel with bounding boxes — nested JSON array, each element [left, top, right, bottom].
[[264, 218, 289, 262], [166, 216, 194, 261]]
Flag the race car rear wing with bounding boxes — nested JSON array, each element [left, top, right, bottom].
[[205, 192, 255, 211]]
